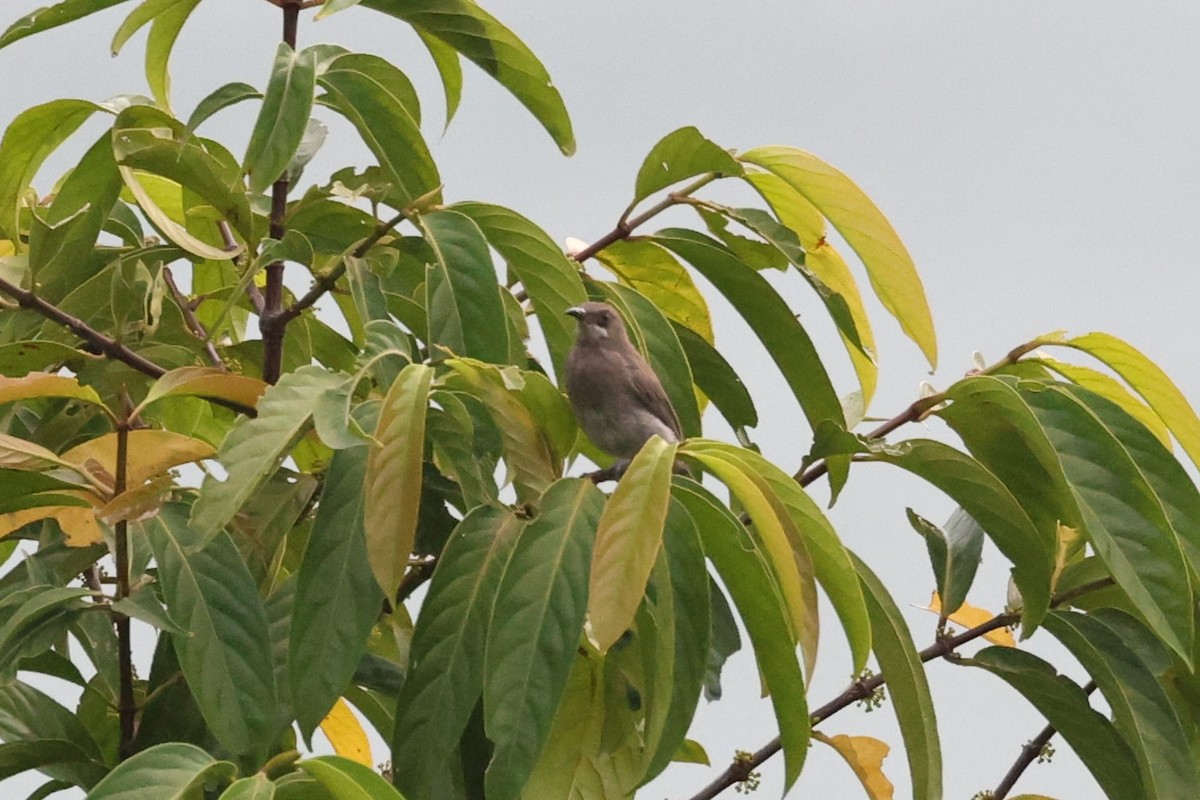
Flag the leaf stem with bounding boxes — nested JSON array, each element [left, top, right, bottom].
[[574, 173, 720, 263], [991, 681, 1097, 799], [681, 577, 1113, 800], [163, 267, 225, 370]]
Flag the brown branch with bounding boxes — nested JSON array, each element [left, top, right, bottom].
[[162, 267, 225, 370], [992, 681, 1097, 799], [113, 395, 136, 760], [572, 173, 720, 264], [683, 577, 1114, 800]]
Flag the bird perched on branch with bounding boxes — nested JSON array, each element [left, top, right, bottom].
[[564, 302, 683, 478]]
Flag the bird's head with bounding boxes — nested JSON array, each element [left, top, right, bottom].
[[565, 302, 629, 346]]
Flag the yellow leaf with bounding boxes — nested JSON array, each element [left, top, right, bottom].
[[319, 698, 372, 766], [61, 430, 215, 493], [587, 436, 677, 653], [0, 504, 103, 546], [97, 475, 174, 524], [595, 239, 714, 343], [0, 433, 72, 472], [0, 372, 106, 409], [1051, 523, 1083, 593], [923, 592, 1015, 647], [741, 146, 937, 369], [137, 366, 268, 415], [813, 732, 894, 800]]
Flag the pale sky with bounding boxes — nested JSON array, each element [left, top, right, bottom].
[[4, 2, 1200, 799]]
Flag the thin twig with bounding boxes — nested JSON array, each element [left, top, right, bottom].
[[682, 578, 1114, 800], [216, 221, 265, 315], [992, 681, 1097, 799], [114, 392, 136, 759], [162, 267, 225, 370]]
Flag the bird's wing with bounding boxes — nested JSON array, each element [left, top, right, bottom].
[[623, 352, 684, 439]]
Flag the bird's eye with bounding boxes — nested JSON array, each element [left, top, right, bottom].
[[599, 312, 610, 327]]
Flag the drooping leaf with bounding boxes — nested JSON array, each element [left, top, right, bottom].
[[143, 0, 202, 111], [244, 43, 317, 194], [417, 28, 462, 128], [741, 146, 937, 368], [391, 506, 524, 798], [920, 593, 1015, 647], [963, 647, 1144, 800], [656, 229, 844, 431], [0, 0, 134, 51], [852, 554, 941, 800], [588, 436, 677, 653], [185, 80, 262, 132], [812, 732, 894, 800], [672, 479, 809, 791], [596, 238, 713, 343], [364, 362, 432, 600], [290, 445, 383, 738], [84, 742, 235, 800], [483, 478, 604, 800], [358, 0, 574, 154], [672, 322, 758, 430], [419, 210, 508, 364], [906, 506, 984, 618], [190, 366, 342, 542], [147, 506, 277, 759], [318, 699, 372, 766], [631, 126, 742, 209]]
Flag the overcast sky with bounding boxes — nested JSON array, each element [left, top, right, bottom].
[[4, 2, 1200, 799]]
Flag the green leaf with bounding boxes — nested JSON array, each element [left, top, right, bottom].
[[671, 322, 758, 430], [963, 647, 1144, 800], [0, 682, 102, 778], [0, 739, 105, 788], [110, 0, 173, 54], [0, 0, 132, 50], [144, 0, 202, 111], [483, 478, 605, 800], [443, 359, 558, 503], [588, 436, 677, 653], [0, 99, 105, 242], [631, 126, 742, 208], [426, 389, 498, 507], [0, 341, 89, 377], [358, 0, 574, 154], [244, 43, 317, 195], [742, 146, 936, 368], [318, 52, 439, 209], [186, 81, 262, 132], [596, 238, 713, 343], [595, 282, 703, 440], [147, 505, 278, 758], [0, 587, 92, 673], [655, 228, 844, 431], [417, 29, 462, 129], [451, 202, 587, 376], [300, 755, 404, 799], [906, 506, 984, 617], [219, 774, 277, 800], [391, 506, 524, 798], [1044, 610, 1197, 799], [868, 437, 1053, 632], [419, 210, 508, 364], [364, 362, 433, 600], [85, 743, 236, 800], [672, 479, 809, 791], [113, 105, 254, 242], [1034, 357, 1172, 449], [852, 554, 941, 800], [290, 446, 383, 738], [28, 130, 122, 292], [190, 366, 342, 542], [1037, 332, 1200, 472], [1018, 382, 1194, 661], [110, 583, 186, 636]]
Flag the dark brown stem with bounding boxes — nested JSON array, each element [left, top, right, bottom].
[[163, 267, 225, 370], [573, 173, 720, 264], [113, 399, 136, 759], [260, 2, 301, 384], [682, 578, 1114, 800], [992, 681, 1097, 799]]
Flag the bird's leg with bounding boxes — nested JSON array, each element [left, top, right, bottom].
[[584, 459, 631, 484]]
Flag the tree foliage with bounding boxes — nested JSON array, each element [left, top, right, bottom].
[[0, 2, 1198, 800]]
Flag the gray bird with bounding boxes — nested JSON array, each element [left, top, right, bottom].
[[564, 302, 683, 463]]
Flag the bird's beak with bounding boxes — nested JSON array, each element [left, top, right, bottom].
[[565, 307, 585, 319]]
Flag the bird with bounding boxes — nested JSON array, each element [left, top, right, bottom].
[[564, 302, 683, 468]]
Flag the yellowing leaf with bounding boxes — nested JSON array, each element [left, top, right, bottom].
[[0, 504, 103, 546], [923, 592, 1015, 647], [814, 732, 894, 800], [0, 372, 106, 410], [61, 431, 215, 492], [741, 146, 936, 369], [0, 433, 72, 472], [595, 239, 714, 343], [1051, 523, 1083, 593], [1035, 332, 1200, 471], [587, 436, 677, 653], [97, 475, 174, 524], [137, 366, 268, 415], [1034, 357, 1171, 449], [365, 363, 433, 600], [673, 739, 710, 766], [319, 698, 372, 766]]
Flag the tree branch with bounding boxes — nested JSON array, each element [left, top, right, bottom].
[[113, 396, 136, 759], [682, 578, 1114, 800], [992, 681, 1097, 799], [162, 267, 225, 370]]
